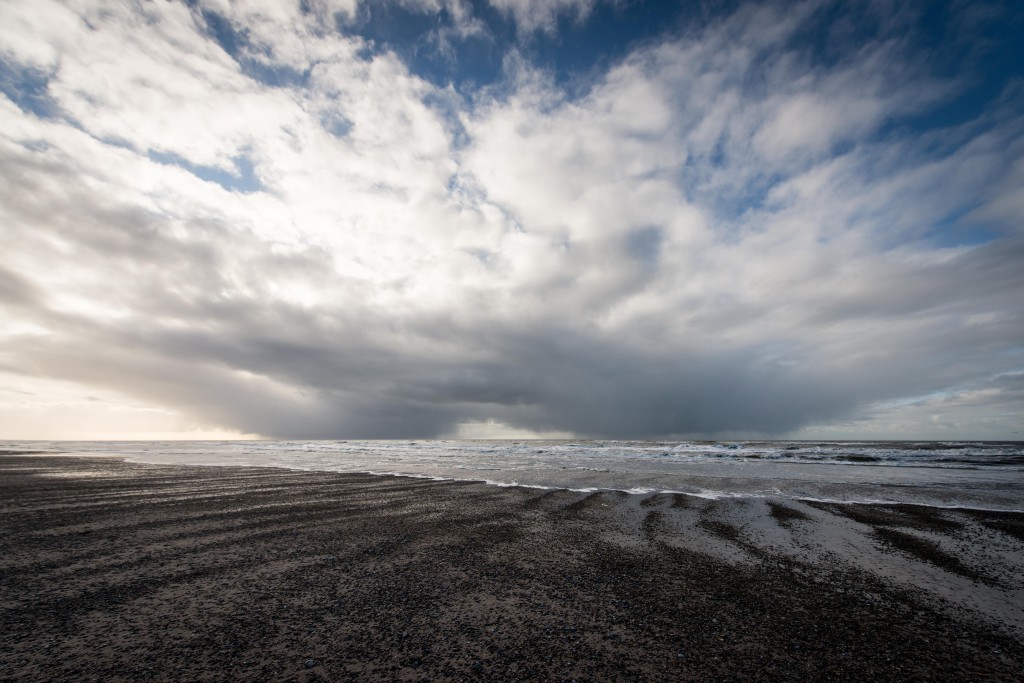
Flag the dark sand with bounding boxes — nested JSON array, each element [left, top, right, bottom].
[[1, 454, 1023, 681]]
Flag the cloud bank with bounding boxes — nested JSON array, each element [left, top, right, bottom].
[[1, 0, 1022, 439]]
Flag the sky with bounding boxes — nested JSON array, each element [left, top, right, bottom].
[[0, 0, 1022, 441]]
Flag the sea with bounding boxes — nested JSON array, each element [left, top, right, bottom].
[[9, 439, 1024, 511]]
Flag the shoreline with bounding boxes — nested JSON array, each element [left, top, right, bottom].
[[13, 446, 1024, 513], [2, 454, 1023, 681]]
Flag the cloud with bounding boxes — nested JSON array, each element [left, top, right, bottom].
[[0, 0, 1022, 439], [487, 0, 602, 35]]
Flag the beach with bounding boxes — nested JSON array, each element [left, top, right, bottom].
[[1, 453, 1023, 681]]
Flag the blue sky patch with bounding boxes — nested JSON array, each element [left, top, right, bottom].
[[148, 149, 262, 194], [0, 58, 59, 119]]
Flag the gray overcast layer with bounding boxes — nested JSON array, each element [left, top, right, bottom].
[[1, 0, 1022, 439]]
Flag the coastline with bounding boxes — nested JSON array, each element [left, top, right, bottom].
[[12, 439, 1023, 512], [1, 454, 1022, 681]]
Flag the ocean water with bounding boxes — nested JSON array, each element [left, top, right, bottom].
[[8, 439, 1024, 511]]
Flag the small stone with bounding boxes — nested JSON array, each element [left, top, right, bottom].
[[305, 659, 316, 669]]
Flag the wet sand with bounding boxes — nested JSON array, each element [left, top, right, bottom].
[[1, 453, 1022, 681]]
